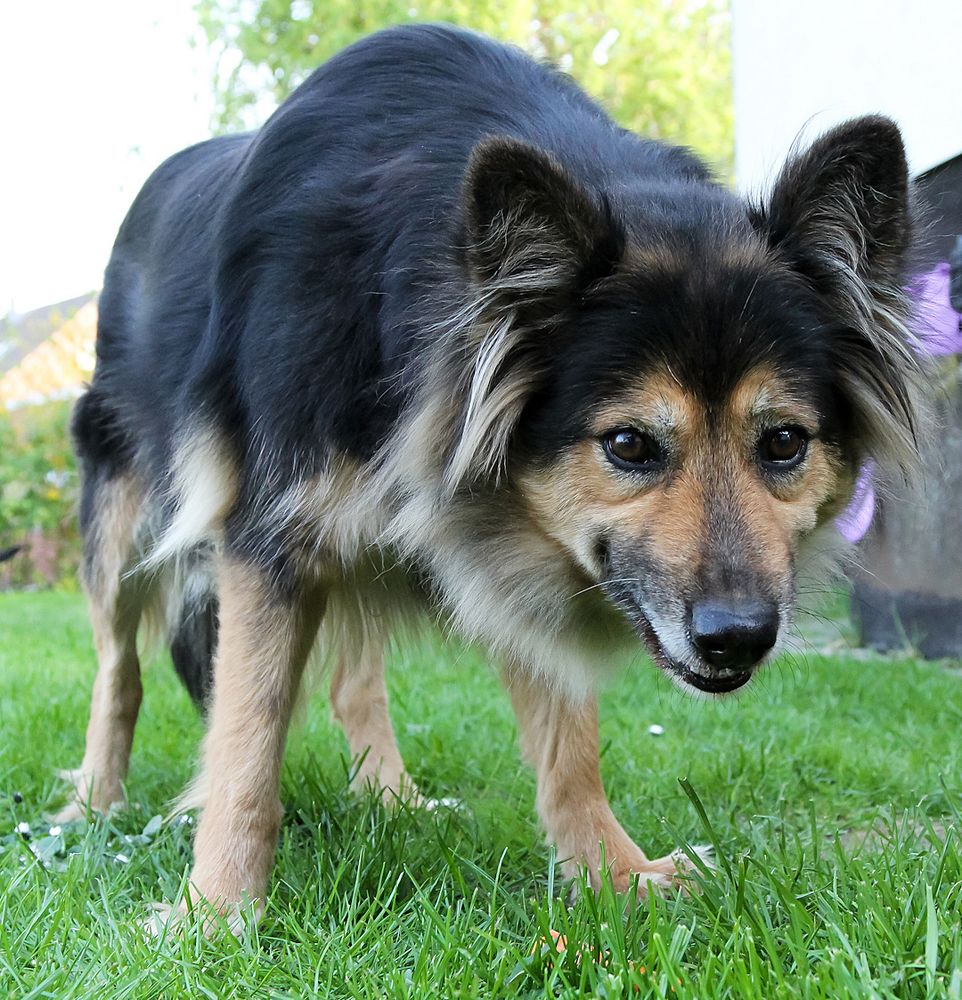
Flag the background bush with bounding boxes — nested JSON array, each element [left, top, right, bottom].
[[198, 0, 734, 175], [0, 400, 80, 588]]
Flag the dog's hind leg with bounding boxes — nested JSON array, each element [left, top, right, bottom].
[[330, 636, 420, 804], [57, 471, 150, 821], [503, 665, 708, 897], [171, 556, 326, 927]]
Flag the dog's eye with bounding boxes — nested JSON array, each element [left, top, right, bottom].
[[602, 428, 666, 471], [758, 426, 808, 468]]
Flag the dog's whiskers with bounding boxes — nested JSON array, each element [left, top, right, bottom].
[[568, 577, 639, 601]]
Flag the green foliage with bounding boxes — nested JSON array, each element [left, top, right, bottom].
[[0, 401, 80, 587], [3, 592, 962, 996], [196, 0, 733, 174]]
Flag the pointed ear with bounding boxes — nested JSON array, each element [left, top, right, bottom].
[[441, 139, 621, 490], [753, 115, 912, 294], [753, 116, 926, 472], [463, 136, 622, 309]]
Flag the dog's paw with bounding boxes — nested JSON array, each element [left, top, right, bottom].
[[142, 901, 181, 940], [679, 843, 715, 874], [143, 894, 264, 940], [394, 790, 464, 814], [618, 844, 713, 896], [51, 768, 125, 824], [50, 799, 88, 825], [357, 774, 462, 813], [574, 843, 713, 900]]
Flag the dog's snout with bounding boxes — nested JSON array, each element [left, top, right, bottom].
[[689, 599, 778, 670]]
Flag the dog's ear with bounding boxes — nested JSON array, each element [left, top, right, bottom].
[[463, 136, 622, 309], [441, 138, 622, 489], [752, 116, 926, 472], [753, 115, 912, 294]]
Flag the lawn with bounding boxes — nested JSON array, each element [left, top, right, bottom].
[[1, 590, 961, 998]]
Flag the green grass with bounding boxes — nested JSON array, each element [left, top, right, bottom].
[[1, 591, 961, 998]]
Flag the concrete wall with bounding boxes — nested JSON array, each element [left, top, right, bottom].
[[732, 1, 962, 192]]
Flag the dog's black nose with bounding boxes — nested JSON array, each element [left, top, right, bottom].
[[689, 599, 779, 670]]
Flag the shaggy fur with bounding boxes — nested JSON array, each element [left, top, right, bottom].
[[63, 24, 926, 924]]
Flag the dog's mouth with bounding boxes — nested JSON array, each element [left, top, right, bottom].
[[634, 611, 753, 695]]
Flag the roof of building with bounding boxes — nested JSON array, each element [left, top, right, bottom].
[[0, 297, 97, 409], [0, 293, 97, 376]]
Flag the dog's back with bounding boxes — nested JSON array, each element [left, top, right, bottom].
[[85, 23, 708, 503], [75, 24, 718, 702], [64, 23, 925, 926]]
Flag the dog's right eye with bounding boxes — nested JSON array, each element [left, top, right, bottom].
[[758, 426, 808, 469], [602, 428, 666, 472]]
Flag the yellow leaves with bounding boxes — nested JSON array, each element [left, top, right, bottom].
[[0, 301, 96, 409]]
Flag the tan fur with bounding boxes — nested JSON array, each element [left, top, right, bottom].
[[133, 361, 843, 929], [521, 365, 844, 600], [329, 638, 419, 803], [57, 474, 151, 822], [521, 372, 707, 578], [184, 558, 326, 918], [503, 665, 705, 893], [621, 237, 772, 281], [719, 366, 845, 586]]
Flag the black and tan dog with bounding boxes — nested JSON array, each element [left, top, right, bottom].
[[61, 24, 925, 924]]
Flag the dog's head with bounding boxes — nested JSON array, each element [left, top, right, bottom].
[[450, 116, 924, 695]]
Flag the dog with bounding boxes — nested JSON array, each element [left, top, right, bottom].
[[61, 23, 925, 925]]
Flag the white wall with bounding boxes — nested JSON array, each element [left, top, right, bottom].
[[0, 2, 214, 314], [732, 0, 962, 192]]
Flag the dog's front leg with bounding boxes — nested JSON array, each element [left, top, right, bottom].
[[503, 665, 702, 896], [179, 557, 325, 927]]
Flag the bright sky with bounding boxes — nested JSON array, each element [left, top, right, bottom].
[[0, 1, 216, 314], [6, 4, 957, 317]]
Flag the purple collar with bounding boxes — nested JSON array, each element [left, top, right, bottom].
[[835, 261, 961, 543]]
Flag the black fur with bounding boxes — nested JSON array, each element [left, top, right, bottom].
[[84, 24, 729, 500], [750, 116, 921, 464], [169, 592, 218, 709], [78, 24, 924, 695], [71, 388, 134, 534]]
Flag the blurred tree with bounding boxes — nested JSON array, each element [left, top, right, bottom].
[[196, 0, 733, 174], [0, 400, 80, 588]]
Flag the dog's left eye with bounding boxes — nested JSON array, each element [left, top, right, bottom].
[[758, 426, 808, 468], [602, 427, 666, 471]]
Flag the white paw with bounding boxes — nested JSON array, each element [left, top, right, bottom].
[[50, 799, 88, 824], [142, 895, 263, 940], [675, 843, 715, 872], [142, 901, 178, 940], [52, 767, 125, 823]]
